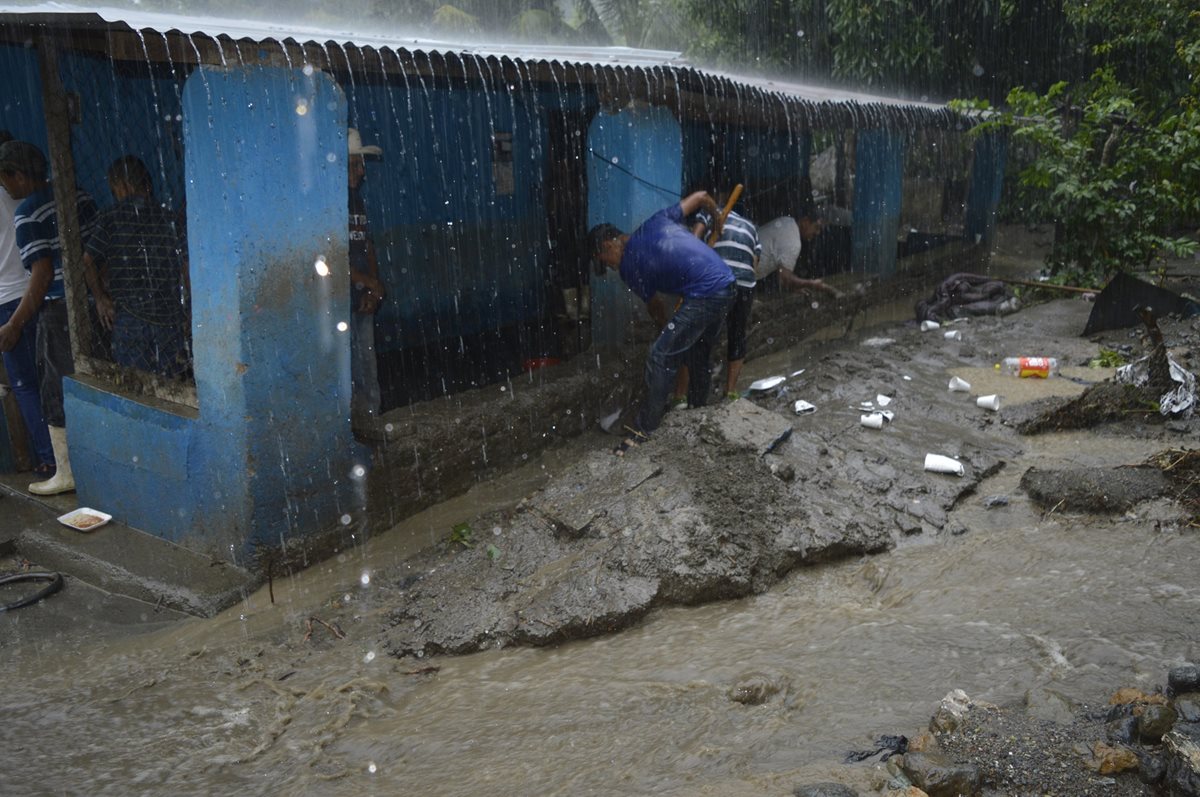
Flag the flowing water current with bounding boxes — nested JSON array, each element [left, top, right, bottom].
[[2, 423, 1197, 796]]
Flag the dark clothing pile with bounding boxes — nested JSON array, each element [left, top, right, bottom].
[[915, 272, 1017, 323]]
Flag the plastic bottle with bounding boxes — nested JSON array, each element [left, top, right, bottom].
[[999, 357, 1059, 378]]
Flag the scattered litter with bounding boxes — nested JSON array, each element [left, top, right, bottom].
[[748, 375, 786, 392], [861, 337, 895, 348], [976, 394, 1001, 411], [944, 330, 963, 341], [57, 507, 111, 532], [983, 495, 1010, 508], [948, 376, 971, 392], [599, 409, 622, 432], [924, 453, 965, 476], [920, 320, 941, 331], [902, 375, 912, 381], [790, 369, 806, 377], [793, 400, 817, 415], [876, 394, 892, 406], [1116, 354, 1196, 417], [860, 413, 884, 429]]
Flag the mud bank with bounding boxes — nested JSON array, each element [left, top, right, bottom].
[[341, 290, 1198, 660]]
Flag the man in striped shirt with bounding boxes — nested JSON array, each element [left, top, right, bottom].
[[83, 156, 189, 380], [673, 189, 761, 404], [0, 140, 98, 495]]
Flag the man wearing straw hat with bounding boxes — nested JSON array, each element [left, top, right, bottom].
[[588, 190, 734, 456], [346, 127, 386, 422]]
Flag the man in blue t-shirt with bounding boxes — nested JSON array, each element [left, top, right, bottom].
[[0, 140, 98, 495], [588, 191, 734, 454]]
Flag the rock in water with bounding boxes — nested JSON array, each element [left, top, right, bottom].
[[728, 671, 789, 706], [1164, 722, 1200, 796], [898, 751, 982, 797], [1169, 663, 1200, 697]]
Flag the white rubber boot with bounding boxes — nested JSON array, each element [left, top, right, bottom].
[[29, 425, 74, 495]]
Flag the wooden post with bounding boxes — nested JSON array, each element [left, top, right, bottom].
[[36, 33, 93, 366]]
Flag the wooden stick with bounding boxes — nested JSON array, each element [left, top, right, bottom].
[[708, 184, 744, 245], [993, 277, 1095, 294]]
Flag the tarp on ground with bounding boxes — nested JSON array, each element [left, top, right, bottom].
[[1082, 272, 1200, 336]]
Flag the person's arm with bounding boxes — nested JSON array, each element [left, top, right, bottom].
[[352, 239, 386, 314], [0, 258, 53, 352], [679, 191, 718, 222], [778, 269, 842, 297], [690, 220, 706, 239], [82, 252, 115, 330], [646, 294, 668, 329]]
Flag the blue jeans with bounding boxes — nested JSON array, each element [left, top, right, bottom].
[[0, 297, 54, 467], [636, 286, 734, 435]]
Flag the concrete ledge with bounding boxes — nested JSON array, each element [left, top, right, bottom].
[[0, 484, 254, 617]]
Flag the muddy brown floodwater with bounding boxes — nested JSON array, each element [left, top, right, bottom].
[[2, 252, 1198, 796]]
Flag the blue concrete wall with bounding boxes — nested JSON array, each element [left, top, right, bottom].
[[852, 129, 905, 275], [681, 122, 810, 219], [343, 82, 590, 354], [58, 52, 187, 208], [0, 45, 185, 209], [586, 103, 682, 346], [0, 44, 47, 151], [67, 66, 361, 562], [965, 131, 1007, 246]]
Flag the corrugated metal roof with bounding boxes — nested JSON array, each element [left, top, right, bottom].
[[0, 2, 948, 112]]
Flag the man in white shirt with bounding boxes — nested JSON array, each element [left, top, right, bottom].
[[0, 131, 54, 478]]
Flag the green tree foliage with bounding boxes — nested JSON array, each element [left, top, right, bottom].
[[955, 4, 1200, 279], [672, 0, 1085, 104]]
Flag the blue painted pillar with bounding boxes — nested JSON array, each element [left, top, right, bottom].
[[966, 131, 1007, 247], [586, 104, 682, 347], [67, 66, 360, 564], [183, 66, 361, 557], [851, 129, 905, 275]]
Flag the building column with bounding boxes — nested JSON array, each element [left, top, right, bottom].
[[851, 128, 905, 275], [183, 65, 362, 558]]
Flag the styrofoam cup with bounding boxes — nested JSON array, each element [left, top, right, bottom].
[[924, 453, 965, 476], [976, 394, 1001, 411], [920, 320, 941, 331], [948, 376, 971, 392], [860, 413, 884, 429], [944, 330, 962, 341]]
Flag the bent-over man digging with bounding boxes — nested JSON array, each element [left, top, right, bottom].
[[588, 191, 735, 455]]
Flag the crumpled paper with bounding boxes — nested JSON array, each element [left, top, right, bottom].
[[1116, 354, 1196, 417]]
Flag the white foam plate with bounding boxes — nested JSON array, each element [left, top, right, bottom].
[[57, 507, 112, 533], [748, 375, 786, 391]]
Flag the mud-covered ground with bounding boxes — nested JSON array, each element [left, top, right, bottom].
[[341, 290, 1197, 659], [317, 253, 1200, 793]]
